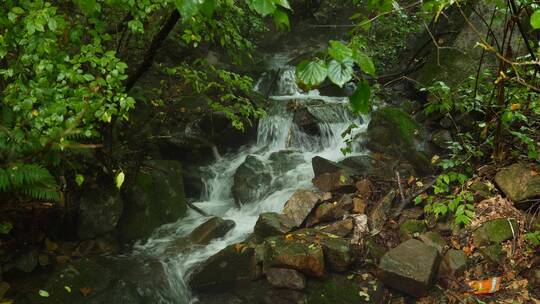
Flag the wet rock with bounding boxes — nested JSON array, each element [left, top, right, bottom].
[[232, 155, 272, 205], [439, 249, 467, 278], [320, 238, 355, 272], [306, 194, 352, 227], [119, 160, 187, 241], [431, 129, 452, 150], [339, 155, 394, 180], [316, 218, 354, 237], [77, 188, 123, 239], [282, 189, 322, 227], [266, 268, 306, 290], [269, 150, 304, 174], [27, 258, 145, 304], [190, 244, 256, 289], [254, 212, 295, 238], [399, 220, 427, 241], [263, 234, 325, 277], [293, 106, 321, 136], [369, 190, 396, 235], [494, 163, 540, 203], [355, 179, 373, 199], [312, 170, 355, 193], [312, 156, 351, 176], [73, 236, 119, 257], [472, 218, 518, 246], [189, 217, 236, 245], [367, 107, 433, 176], [305, 273, 389, 304], [378, 239, 440, 297], [352, 197, 367, 214], [15, 250, 38, 273], [419, 231, 446, 254]]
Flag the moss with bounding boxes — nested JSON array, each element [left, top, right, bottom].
[[376, 107, 422, 147], [399, 219, 427, 240], [306, 274, 385, 304]]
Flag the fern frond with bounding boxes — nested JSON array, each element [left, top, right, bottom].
[[0, 169, 9, 191], [22, 185, 61, 202], [1, 163, 60, 202]]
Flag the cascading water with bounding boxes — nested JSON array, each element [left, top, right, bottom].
[[132, 57, 368, 304]]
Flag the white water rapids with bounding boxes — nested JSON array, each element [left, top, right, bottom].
[[132, 58, 369, 303]]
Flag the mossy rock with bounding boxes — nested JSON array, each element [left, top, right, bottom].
[[472, 218, 518, 247], [367, 107, 433, 176], [305, 273, 388, 304], [399, 219, 428, 241], [118, 160, 187, 241], [479, 244, 504, 265]]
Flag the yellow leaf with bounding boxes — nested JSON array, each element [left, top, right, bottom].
[[115, 171, 125, 189], [510, 103, 521, 111]]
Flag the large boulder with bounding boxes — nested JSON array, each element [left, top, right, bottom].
[[232, 155, 272, 205], [254, 212, 295, 238], [312, 170, 355, 193], [494, 163, 540, 203], [378, 239, 440, 297], [190, 244, 257, 289], [282, 189, 322, 227], [77, 187, 123, 239], [367, 107, 433, 176], [189, 217, 236, 245], [118, 160, 187, 241], [263, 234, 325, 277], [269, 150, 305, 174], [312, 156, 353, 176]]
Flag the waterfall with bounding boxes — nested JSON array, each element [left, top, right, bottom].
[[131, 59, 368, 304]]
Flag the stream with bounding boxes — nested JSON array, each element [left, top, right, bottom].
[[131, 54, 368, 303]]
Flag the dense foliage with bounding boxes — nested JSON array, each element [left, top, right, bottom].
[[0, 0, 289, 201]]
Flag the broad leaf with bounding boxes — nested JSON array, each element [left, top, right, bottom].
[[531, 10, 540, 29], [327, 59, 353, 87], [353, 51, 375, 76], [275, 0, 291, 9], [250, 0, 276, 16], [349, 80, 371, 113], [328, 40, 352, 62], [200, 0, 217, 17], [115, 171, 125, 189], [296, 60, 327, 88], [273, 7, 290, 30], [74, 0, 99, 15], [174, 0, 200, 19]]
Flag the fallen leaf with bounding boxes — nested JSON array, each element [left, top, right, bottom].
[[80, 287, 92, 297], [38, 290, 50, 297]]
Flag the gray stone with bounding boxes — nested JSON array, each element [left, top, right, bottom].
[[189, 217, 236, 245], [494, 163, 540, 203], [399, 220, 427, 241], [419, 231, 447, 254], [266, 268, 306, 290], [316, 218, 354, 237], [438, 249, 467, 278], [378, 239, 440, 297], [320, 238, 355, 272], [282, 189, 321, 227], [269, 150, 304, 174], [369, 190, 396, 235], [312, 170, 355, 193], [190, 244, 256, 289], [254, 212, 295, 238], [232, 155, 272, 205], [78, 188, 123, 239], [264, 233, 325, 277]]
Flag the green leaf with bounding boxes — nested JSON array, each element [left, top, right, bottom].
[[74, 0, 98, 15], [275, 0, 291, 9], [531, 10, 540, 29], [353, 51, 375, 76], [75, 174, 84, 186], [115, 171, 125, 189], [128, 19, 144, 33], [296, 60, 327, 88], [327, 59, 353, 87], [200, 0, 217, 17], [349, 80, 371, 113], [328, 40, 352, 62], [39, 290, 50, 297], [250, 0, 277, 16], [174, 0, 200, 19], [11, 7, 25, 14], [0, 221, 13, 235], [273, 7, 290, 30]]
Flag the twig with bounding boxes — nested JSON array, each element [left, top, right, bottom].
[[395, 170, 406, 210], [186, 200, 208, 217], [393, 175, 438, 218]]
